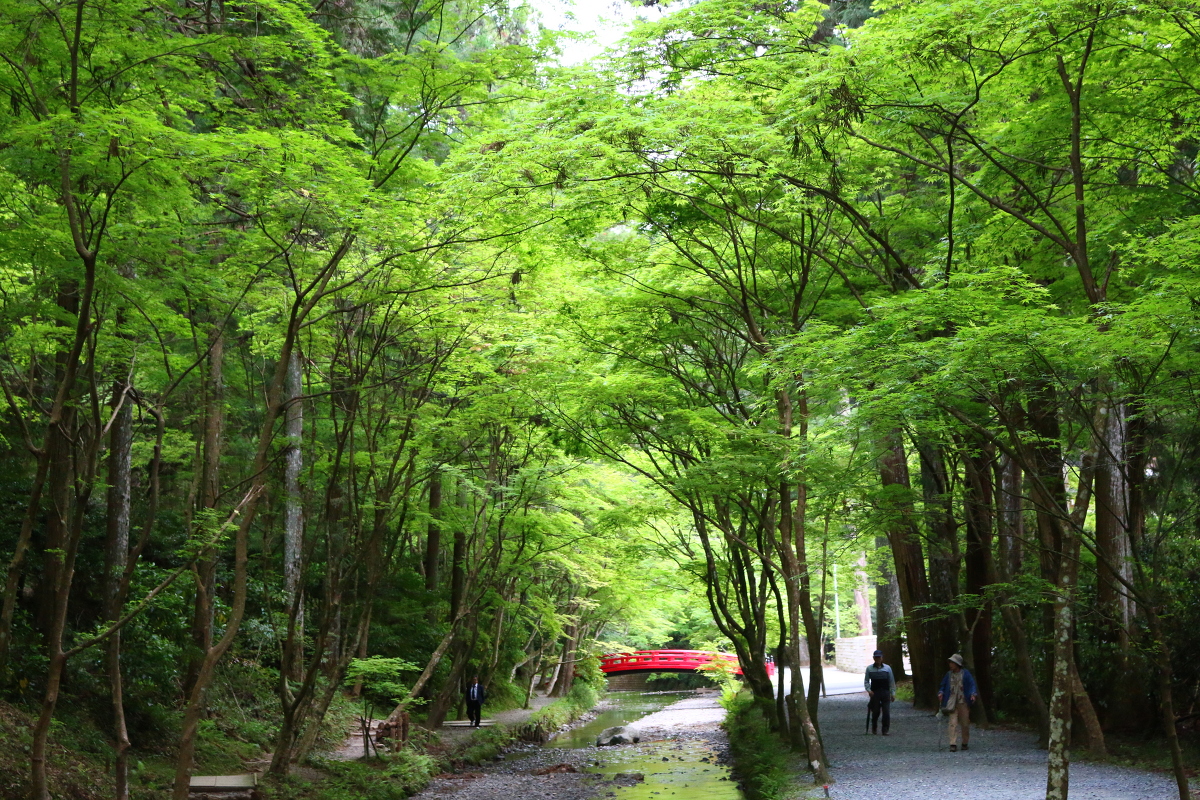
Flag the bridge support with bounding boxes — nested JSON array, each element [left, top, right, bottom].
[[605, 673, 649, 692]]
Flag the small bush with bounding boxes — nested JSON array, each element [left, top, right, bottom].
[[512, 681, 600, 742], [453, 725, 516, 765], [299, 749, 438, 800], [723, 692, 802, 800]]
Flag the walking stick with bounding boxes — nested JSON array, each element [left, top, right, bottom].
[[865, 695, 872, 734]]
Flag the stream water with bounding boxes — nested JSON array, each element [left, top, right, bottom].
[[548, 692, 681, 749], [544, 692, 745, 800]]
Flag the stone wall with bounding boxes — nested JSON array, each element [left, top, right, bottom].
[[834, 635, 877, 675], [605, 672, 649, 692]]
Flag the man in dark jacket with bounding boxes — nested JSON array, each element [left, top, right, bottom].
[[465, 676, 486, 727], [864, 649, 896, 735], [937, 654, 977, 751]]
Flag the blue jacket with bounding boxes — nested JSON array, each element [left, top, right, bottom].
[[938, 668, 977, 707]]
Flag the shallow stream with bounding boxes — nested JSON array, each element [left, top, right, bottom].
[[545, 692, 745, 800], [547, 692, 683, 749]]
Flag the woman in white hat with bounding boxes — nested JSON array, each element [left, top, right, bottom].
[[937, 654, 977, 751]]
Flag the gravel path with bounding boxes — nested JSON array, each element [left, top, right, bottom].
[[819, 693, 1178, 800]]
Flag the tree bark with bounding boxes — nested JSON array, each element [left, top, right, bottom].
[[916, 442, 961, 667], [424, 472, 443, 599], [105, 384, 134, 800], [1044, 527, 1078, 800], [963, 445, 995, 716], [185, 331, 224, 697], [874, 536, 906, 679], [282, 347, 305, 682], [878, 434, 938, 708]]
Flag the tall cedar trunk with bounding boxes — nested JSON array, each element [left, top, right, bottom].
[[878, 435, 937, 708], [105, 385, 134, 800], [874, 536, 906, 679], [917, 443, 961, 667], [282, 348, 305, 682], [963, 446, 995, 717], [185, 331, 223, 697]]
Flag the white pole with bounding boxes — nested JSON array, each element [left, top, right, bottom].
[[833, 564, 841, 640]]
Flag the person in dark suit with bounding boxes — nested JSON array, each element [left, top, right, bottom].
[[465, 676, 486, 727]]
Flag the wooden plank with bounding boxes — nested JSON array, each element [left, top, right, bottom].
[[189, 775, 257, 789]]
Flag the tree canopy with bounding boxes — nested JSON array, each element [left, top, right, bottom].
[[1, 1, 1199, 799]]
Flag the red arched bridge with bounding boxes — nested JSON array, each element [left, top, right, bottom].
[[599, 649, 774, 677]]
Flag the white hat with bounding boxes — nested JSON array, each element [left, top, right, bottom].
[[948, 654, 964, 667]]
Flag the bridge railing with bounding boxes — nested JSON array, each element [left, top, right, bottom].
[[598, 649, 774, 677]]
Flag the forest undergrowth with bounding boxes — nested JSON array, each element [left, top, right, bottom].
[[0, 657, 599, 800]]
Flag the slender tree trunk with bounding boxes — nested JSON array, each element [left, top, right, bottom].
[[1145, 607, 1191, 800], [450, 488, 467, 624], [105, 384, 134, 800], [185, 331, 223, 697], [424, 473, 443, 597], [283, 348, 305, 682], [1070, 661, 1105, 755], [774, 388, 830, 782], [1045, 529, 1078, 800], [172, 321, 297, 800], [1000, 603, 1050, 746]]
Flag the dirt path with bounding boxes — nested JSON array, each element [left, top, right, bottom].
[[330, 692, 558, 759], [819, 693, 1179, 800]]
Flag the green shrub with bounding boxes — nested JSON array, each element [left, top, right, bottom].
[[453, 725, 516, 765], [723, 692, 802, 800], [512, 681, 601, 742], [299, 750, 438, 800]]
